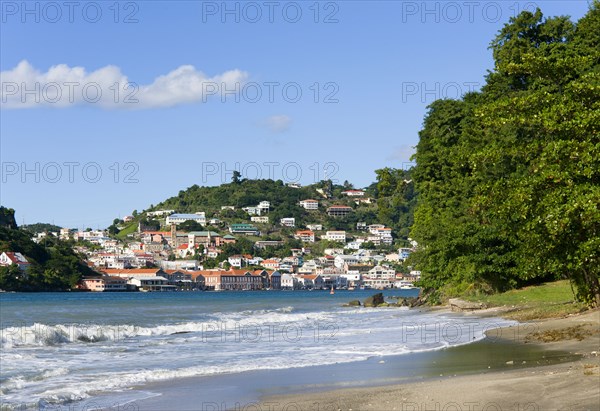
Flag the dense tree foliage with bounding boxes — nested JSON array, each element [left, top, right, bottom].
[[177, 220, 205, 232], [0, 207, 18, 229], [147, 175, 418, 248], [0, 207, 95, 291], [21, 223, 63, 234], [153, 179, 316, 226], [411, 3, 600, 306], [375, 168, 417, 239]]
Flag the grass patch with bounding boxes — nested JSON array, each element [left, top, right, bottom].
[[116, 222, 139, 239], [463, 280, 589, 320]]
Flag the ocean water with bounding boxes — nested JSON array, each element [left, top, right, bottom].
[[0, 290, 516, 410]]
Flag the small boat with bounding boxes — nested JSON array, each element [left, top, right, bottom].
[[398, 281, 417, 290], [330, 286, 335, 295]]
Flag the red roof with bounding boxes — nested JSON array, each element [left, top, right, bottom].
[[101, 269, 161, 275], [144, 231, 171, 236], [228, 269, 255, 276], [104, 276, 127, 282], [1, 252, 30, 265]]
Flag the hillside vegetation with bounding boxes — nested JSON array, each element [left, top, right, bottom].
[[0, 207, 95, 291], [122, 173, 417, 246]]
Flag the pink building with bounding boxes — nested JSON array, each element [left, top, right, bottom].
[[78, 276, 128, 292]]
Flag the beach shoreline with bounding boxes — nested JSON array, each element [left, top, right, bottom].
[[127, 307, 599, 411], [256, 308, 600, 411]]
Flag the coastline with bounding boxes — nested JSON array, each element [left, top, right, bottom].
[[127, 307, 599, 411], [256, 309, 600, 411]]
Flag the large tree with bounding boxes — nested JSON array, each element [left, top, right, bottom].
[[411, 2, 600, 306]]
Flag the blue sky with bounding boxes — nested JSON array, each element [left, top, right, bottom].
[[0, 0, 592, 228]]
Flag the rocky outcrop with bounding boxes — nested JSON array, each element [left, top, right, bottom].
[[343, 295, 423, 308], [344, 300, 361, 307], [449, 298, 485, 311], [363, 293, 385, 307]]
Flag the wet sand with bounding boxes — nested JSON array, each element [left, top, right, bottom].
[[130, 310, 599, 410], [257, 309, 600, 411]]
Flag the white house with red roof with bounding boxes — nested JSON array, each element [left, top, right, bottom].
[[294, 230, 315, 243], [0, 252, 31, 271], [176, 243, 192, 258]]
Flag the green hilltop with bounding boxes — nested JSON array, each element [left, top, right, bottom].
[[114, 171, 417, 245]]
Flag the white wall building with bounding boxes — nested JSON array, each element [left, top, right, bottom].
[[280, 218, 296, 227], [341, 190, 365, 197], [147, 209, 175, 217], [345, 240, 365, 250], [258, 201, 270, 213], [242, 207, 260, 216], [281, 273, 299, 290], [323, 231, 346, 243], [363, 265, 396, 289], [299, 199, 319, 210], [342, 272, 362, 287], [166, 213, 206, 226], [334, 255, 359, 269], [228, 255, 243, 268], [251, 216, 270, 223], [295, 230, 315, 243]]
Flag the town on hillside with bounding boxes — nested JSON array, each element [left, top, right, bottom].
[[4, 179, 420, 292]]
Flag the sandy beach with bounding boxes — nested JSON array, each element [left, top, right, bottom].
[[258, 309, 600, 411]]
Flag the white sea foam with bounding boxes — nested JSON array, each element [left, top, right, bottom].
[[0, 301, 516, 409], [0, 308, 333, 348]]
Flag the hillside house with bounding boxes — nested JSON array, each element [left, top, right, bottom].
[[326, 205, 353, 217], [299, 199, 319, 210], [0, 252, 31, 271]]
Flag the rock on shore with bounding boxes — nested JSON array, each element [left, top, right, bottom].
[[363, 293, 385, 307], [448, 298, 486, 311]]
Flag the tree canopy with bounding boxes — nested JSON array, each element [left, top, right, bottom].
[[0, 207, 96, 291], [410, 3, 600, 306]]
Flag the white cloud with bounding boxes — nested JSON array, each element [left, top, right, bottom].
[[0, 60, 248, 109], [263, 115, 292, 133]]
